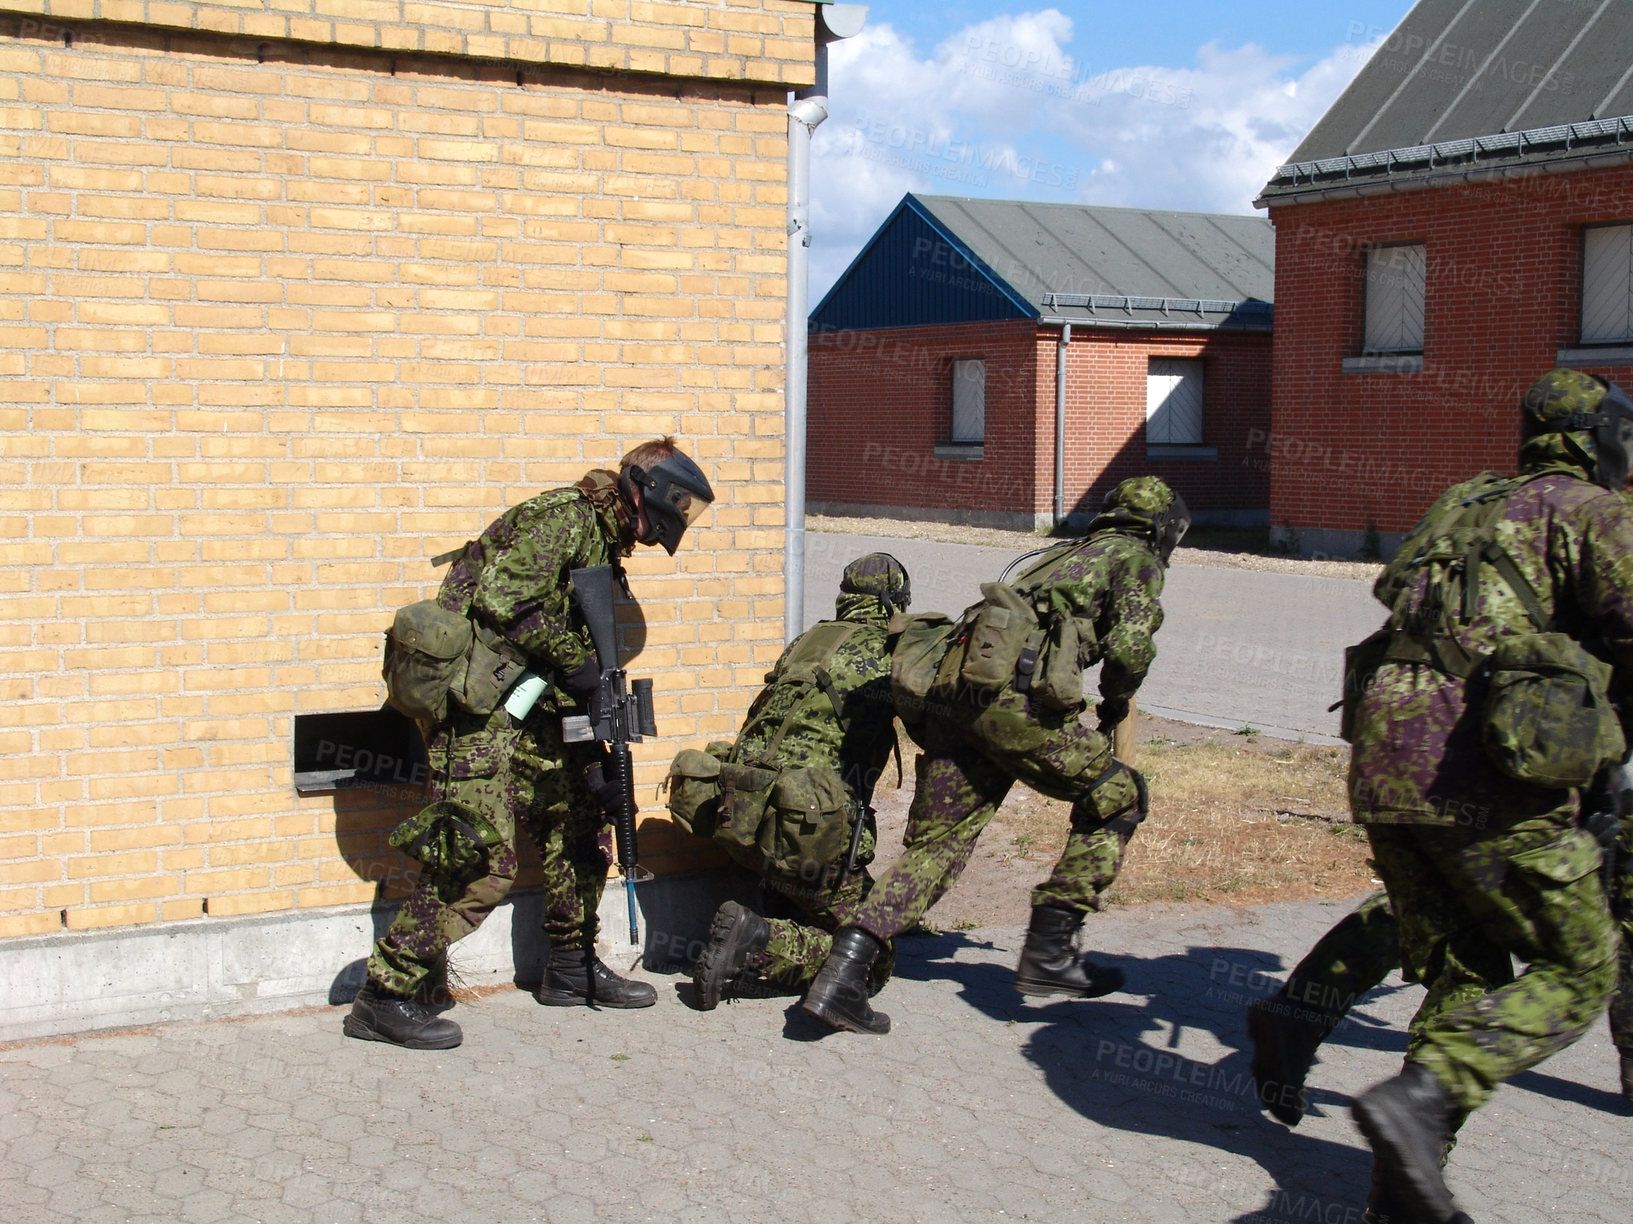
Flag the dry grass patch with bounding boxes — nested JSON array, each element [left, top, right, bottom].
[[997, 736, 1376, 908]]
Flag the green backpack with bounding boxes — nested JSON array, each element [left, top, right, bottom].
[[941, 538, 1102, 711], [667, 620, 870, 877], [1341, 471, 1623, 786]]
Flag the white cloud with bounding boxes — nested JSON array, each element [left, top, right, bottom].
[[808, 9, 1380, 300]]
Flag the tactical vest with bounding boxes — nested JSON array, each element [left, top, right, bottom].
[[1340, 471, 1623, 786]]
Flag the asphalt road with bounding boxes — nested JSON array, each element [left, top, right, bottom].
[[803, 532, 1382, 744]]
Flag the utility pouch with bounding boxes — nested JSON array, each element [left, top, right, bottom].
[[713, 760, 780, 853], [665, 746, 725, 838], [1031, 615, 1088, 711], [456, 623, 529, 717], [387, 799, 504, 886], [761, 764, 851, 876], [1336, 626, 1394, 743], [956, 582, 1040, 692], [1482, 632, 1625, 788], [889, 612, 956, 721], [382, 601, 474, 724]]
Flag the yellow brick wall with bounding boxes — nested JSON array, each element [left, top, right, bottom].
[[0, 2, 807, 936]]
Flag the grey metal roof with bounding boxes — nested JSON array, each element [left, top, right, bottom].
[[910, 195, 1274, 329], [1261, 0, 1633, 205]]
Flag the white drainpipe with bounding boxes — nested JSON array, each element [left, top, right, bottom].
[[1053, 320, 1071, 527], [784, 4, 867, 643]]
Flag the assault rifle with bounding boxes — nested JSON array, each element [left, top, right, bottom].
[[561, 565, 657, 943]]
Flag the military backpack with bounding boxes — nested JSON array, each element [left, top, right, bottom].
[[667, 619, 872, 879], [936, 538, 1103, 711], [1339, 471, 1624, 787]]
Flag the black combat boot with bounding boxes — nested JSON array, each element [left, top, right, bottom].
[[1352, 1063, 1467, 1224], [540, 946, 657, 1009], [1247, 990, 1327, 1126], [692, 901, 770, 1011], [802, 926, 891, 1034], [1620, 1050, 1633, 1107], [1014, 903, 1126, 998], [342, 980, 463, 1050]]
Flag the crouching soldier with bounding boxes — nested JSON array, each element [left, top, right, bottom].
[[670, 554, 912, 1009], [346, 439, 714, 1049], [802, 477, 1187, 1035]]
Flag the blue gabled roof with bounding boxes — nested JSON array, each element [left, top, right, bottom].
[[810, 195, 1035, 331]]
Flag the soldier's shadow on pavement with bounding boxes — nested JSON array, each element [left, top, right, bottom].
[[891, 932, 1392, 1222]]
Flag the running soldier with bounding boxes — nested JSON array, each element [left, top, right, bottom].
[[801, 476, 1187, 1035], [1338, 369, 1633, 1223]]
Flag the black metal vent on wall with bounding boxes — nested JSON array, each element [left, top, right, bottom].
[[292, 706, 427, 797]]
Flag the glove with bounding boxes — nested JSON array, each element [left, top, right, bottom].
[[561, 653, 604, 724], [1096, 695, 1131, 737], [584, 762, 625, 823]]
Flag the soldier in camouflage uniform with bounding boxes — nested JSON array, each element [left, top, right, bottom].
[[802, 476, 1187, 1035], [1339, 370, 1633, 1224], [1251, 849, 1633, 1128], [689, 554, 911, 1009], [344, 439, 714, 1049]]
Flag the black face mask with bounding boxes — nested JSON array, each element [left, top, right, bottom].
[[1560, 381, 1633, 491], [622, 452, 716, 555], [1155, 493, 1191, 565], [1593, 383, 1633, 491]]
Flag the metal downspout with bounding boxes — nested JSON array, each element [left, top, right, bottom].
[[784, 90, 826, 643], [784, 5, 866, 643], [1053, 321, 1071, 528]]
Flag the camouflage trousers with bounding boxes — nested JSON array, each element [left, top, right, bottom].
[[1364, 812, 1618, 1112], [853, 687, 1142, 943], [750, 863, 893, 991], [367, 707, 612, 998], [1284, 869, 1633, 1056]]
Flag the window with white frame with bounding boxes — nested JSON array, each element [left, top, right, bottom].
[[1362, 243, 1426, 354], [1146, 358, 1204, 446], [951, 358, 985, 443], [1581, 223, 1633, 345]]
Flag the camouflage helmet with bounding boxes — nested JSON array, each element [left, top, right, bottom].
[[1521, 367, 1633, 491], [840, 552, 910, 613], [1089, 476, 1191, 565]]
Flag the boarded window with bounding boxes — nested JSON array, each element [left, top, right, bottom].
[[1581, 224, 1633, 344], [1146, 358, 1204, 446], [951, 359, 985, 443], [1363, 243, 1426, 354]]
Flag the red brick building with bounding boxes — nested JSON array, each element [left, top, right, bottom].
[[808, 195, 1274, 530], [1258, 0, 1633, 556]]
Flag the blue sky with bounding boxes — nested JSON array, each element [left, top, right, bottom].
[[808, 1, 1419, 298]]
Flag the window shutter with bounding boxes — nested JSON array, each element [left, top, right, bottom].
[[1146, 359, 1204, 445], [1363, 244, 1425, 354], [1581, 224, 1633, 344], [951, 359, 985, 443]]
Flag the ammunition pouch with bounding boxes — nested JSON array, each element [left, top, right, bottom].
[[388, 799, 505, 890], [761, 764, 852, 877], [889, 612, 956, 722], [954, 581, 1040, 692], [382, 601, 528, 724], [382, 601, 473, 724], [666, 748, 856, 879], [1481, 632, 1625, 788]]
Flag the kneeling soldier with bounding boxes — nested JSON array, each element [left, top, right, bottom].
[[679, 554, 912, 1009]]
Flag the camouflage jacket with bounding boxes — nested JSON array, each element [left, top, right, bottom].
[[734, 593, 898, 808], [1011, 529, 1167, 704], [1350, 441, 1633, 826], [436, 470, 634, 685]]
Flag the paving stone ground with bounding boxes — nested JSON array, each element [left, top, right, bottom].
[[2, 894, 1625, 1224]]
